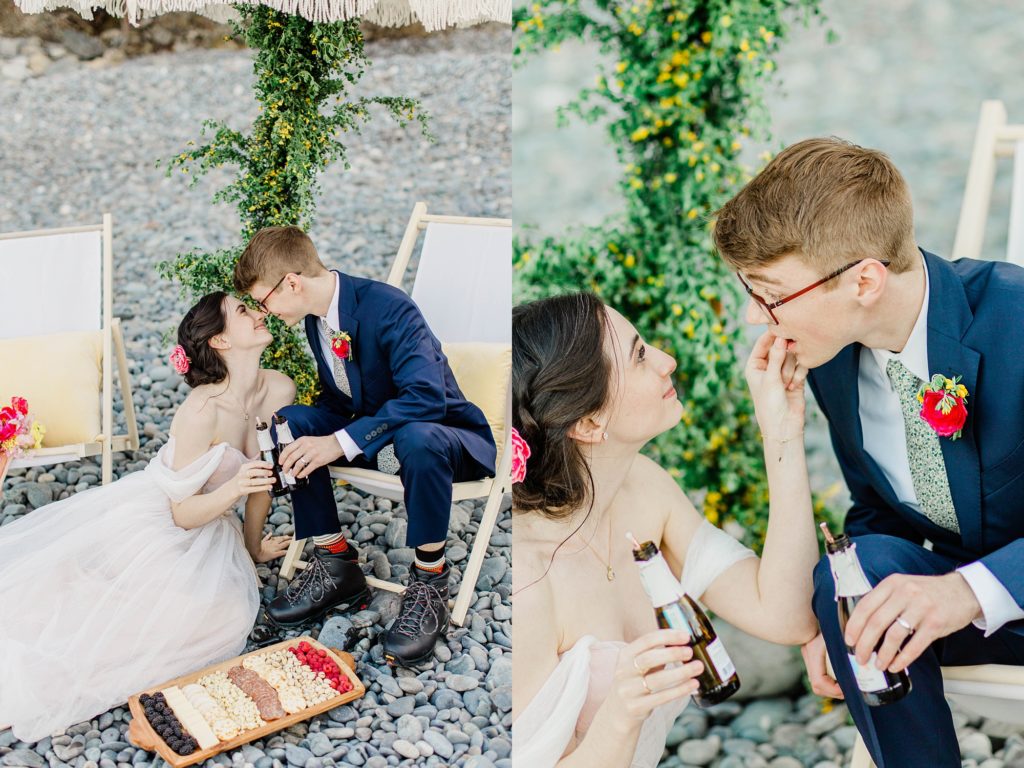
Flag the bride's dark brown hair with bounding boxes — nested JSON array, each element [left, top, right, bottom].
[[512, 292, 614, 517], [176, 292, 230, 388]]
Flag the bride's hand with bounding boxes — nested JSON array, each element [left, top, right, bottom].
[[745, 331, 806, 441], [609, 629, 703, 724], [232, 460, 276, 498], [255, 533, 292, 563]]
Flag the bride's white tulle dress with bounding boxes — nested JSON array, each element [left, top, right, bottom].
[[0, 437, 261, 743], [514, 521, 757, 768]]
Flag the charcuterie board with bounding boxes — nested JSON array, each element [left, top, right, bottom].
[[126, 636, 364, 768]]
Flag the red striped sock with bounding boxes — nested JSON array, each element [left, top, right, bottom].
[[313, 533, 349, 554]]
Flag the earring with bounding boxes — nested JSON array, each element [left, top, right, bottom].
[[602, 432, 608, 441]]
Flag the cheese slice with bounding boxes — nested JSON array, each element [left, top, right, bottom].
[[161, 685, 220, 750]]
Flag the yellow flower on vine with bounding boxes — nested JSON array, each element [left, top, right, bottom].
[[701, 31, 712, 43], [624, 254, 636, 268], [615, 61, 628, 73], [687, 208, 699, 220], [664, 172, 677, 183], [631, 127, 650, 142], [720, 14, 732, 27]]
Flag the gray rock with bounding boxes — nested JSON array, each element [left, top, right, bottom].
[[284, 745, 314, 766], [677, 735, 720, 766], [960, 732, 993, 762], [384, 518, 406, 548], [25, 484, 53, 508], [391, 739, 419, 759], [385, 697, 416, 717], [768, 759, 804, 768], [731, 699, 792, 734], [3, 750, 45, 768], [422, 731, 454, 759], [318, 615, 355, 650], [59, 30, 103, 60], [307, 734, 332, 757], [447, 674, 479, 692], [805, 705, 848, 736]]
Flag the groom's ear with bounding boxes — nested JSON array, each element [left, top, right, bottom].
[[853, 258, 889, 306], [568, 415, 607, 445]]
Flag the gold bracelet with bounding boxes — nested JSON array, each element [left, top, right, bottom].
[[762, 431, 804, 444]]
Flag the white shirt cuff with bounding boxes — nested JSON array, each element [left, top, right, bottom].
[[956, 562, 1024, 637], [336, 429, 362, 461]]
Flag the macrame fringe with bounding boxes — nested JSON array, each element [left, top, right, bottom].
[[14, 0, 510, 29]]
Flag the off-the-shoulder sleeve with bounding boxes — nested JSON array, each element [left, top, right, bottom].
[[680, 520, 757, 601], [144, 442, 230, 504]]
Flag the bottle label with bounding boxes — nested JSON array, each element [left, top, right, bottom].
[[706, 638, 736, 680], [659, 603, 692, 639], [848, 652, 888, 693]]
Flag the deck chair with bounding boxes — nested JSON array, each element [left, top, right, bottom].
[[280, 202, 512, 627], [850, 100, 1024, 768], [0, 214, 139, 488]]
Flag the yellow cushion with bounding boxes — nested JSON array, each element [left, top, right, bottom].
[[442, 342, 511, 457], [0, 330, 103, 447]]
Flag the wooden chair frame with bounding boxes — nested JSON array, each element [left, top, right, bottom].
[[0, 214, 139, 487], [280, 202, 512, 627]]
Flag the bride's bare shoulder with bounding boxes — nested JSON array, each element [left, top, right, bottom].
[[624, 453, 688, 501], [260, 369, 296, 407], [170, 388, 219, 436]]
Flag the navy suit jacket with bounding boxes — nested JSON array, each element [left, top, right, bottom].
[[304, 271, 496, 474], [808, 250, 1024, 623]]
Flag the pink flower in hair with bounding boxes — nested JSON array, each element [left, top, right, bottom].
[[510, 427, 531, 484], [169, 345, 191, 375]]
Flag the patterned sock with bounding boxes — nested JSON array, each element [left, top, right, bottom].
[[313, 532, 349, 554], [414, 545, 446, 574]]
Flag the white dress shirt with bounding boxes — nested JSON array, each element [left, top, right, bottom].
[[857, 257, 1024, 636], [318, 272, 362, 462]]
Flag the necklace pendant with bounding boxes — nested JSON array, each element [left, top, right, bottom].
[[607, 566, 615, 582], [244, 414, 249, 421]]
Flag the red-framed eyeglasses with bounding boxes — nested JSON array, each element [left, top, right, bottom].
[[737, 259, 890, 325]]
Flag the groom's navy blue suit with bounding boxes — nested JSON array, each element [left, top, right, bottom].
[[808, 250, 1024, 767], [277, 270, 496, 548]]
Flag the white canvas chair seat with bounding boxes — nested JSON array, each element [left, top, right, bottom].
[[280, 202, 512, 627], [851, 100, 1024, 767], [0, 215, 139, 488]]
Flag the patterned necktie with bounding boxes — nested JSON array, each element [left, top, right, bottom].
[[321, 317, 352, 397], [885, 357, 960, 533]]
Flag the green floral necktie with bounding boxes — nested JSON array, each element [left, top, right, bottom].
[[885, 357, 960, 533]]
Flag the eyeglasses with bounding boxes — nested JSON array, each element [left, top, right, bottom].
[[737, 259, 890, 325], [255, 272, 300, 314]]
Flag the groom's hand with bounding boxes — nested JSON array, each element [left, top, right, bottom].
[[802, 632, 844, 699], [280, 435, 343, 479], [845, 572, 982, 674]]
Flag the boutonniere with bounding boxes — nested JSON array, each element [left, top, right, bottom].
[[330, 329, 353, 362], [917, 374, 969, 440]]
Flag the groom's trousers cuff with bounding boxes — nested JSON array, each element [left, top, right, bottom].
[[956, 561, 1024, 637]]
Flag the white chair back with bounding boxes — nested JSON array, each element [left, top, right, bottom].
[[1006, 140, 1024, 268], [410, 222, 512, 344], [0, 229, 105, 338]]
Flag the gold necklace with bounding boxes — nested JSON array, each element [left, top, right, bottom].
[[584, 518, 616, 581]]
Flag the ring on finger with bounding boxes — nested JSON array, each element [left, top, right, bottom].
[[641, 674, 652, 695], [633, 657, 644, 674], [895, 616, 915, 633]]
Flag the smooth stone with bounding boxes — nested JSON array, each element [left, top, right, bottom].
[[307, 734, 332, 758], [447, 675, 479, 692], [25, 484, 53, 508], [318, 616, 355, 650], [422, 732, 454, 759], [768, 758, 804, 768], [391, 740, 419, 759], [486, 657, 511, 690], [395, 715, 423, 744], [285, 745, 314, 766], [805, 705, 848, 736], [677, 736, 720, 766], [3, 750, 45, 768], [831, 726, 859, 751], [731, 699, 792, 734], [322, 728, 355, 740], [961, 732, 994, 761], [385, 698, 416, 717], [397, 677, 424, 695]]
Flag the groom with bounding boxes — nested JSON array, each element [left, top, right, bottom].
[[234, 226, 497, 666], [714, 138, 1024, 767]]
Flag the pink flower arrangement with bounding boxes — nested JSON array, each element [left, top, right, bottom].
[[0, 396, 45, 460], [169, 344, 191, 375], [510, 427, 531, 484]]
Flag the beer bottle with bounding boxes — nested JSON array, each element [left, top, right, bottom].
[[273, 413, 308, 489], [255, 417, 291, 498], [821, 522, 911, 706], [630, 533, 741, 707]]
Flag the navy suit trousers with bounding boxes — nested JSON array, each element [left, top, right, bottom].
[[812, 534, 1024, 768], [274, 403, 490, 547]]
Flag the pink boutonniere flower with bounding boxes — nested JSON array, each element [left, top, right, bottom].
[[510, 427, 531, 484], [917, 374, 969, 441]]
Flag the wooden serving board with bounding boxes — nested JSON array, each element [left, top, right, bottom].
[[126, 636, 364, 768]]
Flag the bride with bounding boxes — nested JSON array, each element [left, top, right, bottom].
[[512, 293, 820, 767], [0, 291, 294, 743]]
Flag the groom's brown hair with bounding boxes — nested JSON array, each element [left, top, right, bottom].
[[713, 137, 919, 279], [234, 226, 328, 293]]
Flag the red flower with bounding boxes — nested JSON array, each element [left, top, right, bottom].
[[331, 336, 351, 360], [0, 406, 16, 423], [0, 422, 16, 442], [11, 397, 28, 416], [919, 389, 968, 439]]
